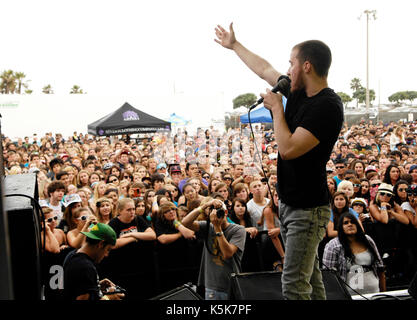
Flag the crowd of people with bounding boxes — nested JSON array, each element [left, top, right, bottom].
[[2, 118, 417, 299]]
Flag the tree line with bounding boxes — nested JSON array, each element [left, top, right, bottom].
[[231, 78, 416, 110], [0, 69, 85, 94]]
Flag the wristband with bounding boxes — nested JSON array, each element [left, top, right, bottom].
[[199, 206, 204, 214], [173, 220, 182, 229]]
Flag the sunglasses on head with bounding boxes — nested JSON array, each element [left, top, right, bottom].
[[379, 192, 392, 198], [371, 183, 381, 187], [46, 216, 58, 223]]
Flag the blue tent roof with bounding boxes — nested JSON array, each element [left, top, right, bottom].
[[240, 97, 287, 123], [168, 113, 191, 126]]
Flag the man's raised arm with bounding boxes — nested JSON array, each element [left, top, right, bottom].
[[214, 22, 282, 87]]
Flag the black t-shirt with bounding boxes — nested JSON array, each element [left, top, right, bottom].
[[277, 88, 344, 208], [153, 218, 177, 237], [108, 215, 151, 238], [63, 250, 101, 300]]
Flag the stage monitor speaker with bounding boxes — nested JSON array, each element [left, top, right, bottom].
[[230, 270, 351, 300], [3, 173, 41, 300], [150, 283, 203, 300], [408, 271, 417, 300]]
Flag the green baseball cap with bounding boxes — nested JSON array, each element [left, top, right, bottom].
[[81, 223, 117, 246]]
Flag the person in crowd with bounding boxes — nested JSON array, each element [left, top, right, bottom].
[[327, 176, 337, 198], [67, 207, 98, 249], [103, 188, 119, 209], [41, 207, 67, 253], [182, 197, 246, 300], [350, 177, 362, 198], [327, 191, 360, 239], [229, 198, 258, 239], [402, 184, 417, 228], [57, 193, 83, 233], [383, 164, 401, 187], [246, 179, 270, 231], [333, 159, 347, 187], [154, 202, 196, 244], [208, 178, 222, 195], [108, 198, 156, 249], [76, 170, 90, 188], [322, 212, 386, 295], [39, 180, 66, 222], [106, 174, 119, 186], [369, 183, 409, 225], [337, 180, 355, 202], [232, 183, 250, 203], [134, 197, 147, 217], [95, 197, 115, 224], [393, 180, 410, 205], [63, 222, 124, 300], [359, 178, 371, 205]]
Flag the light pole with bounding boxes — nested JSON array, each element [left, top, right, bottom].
[[361, 10, 377, 117]]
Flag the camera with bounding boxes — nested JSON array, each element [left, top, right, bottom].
[[104, 285, 126, 295], [210, 205, 226, 219]]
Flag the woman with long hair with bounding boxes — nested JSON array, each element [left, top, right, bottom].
[[260, 189, 285, 271], [67, 207, 98, 249], [350, 160, 367, 179], [153, 202, 196, 245], [95, 197, 115, 224], [359, 178, 371, 205], [232, 183, 250, 203], [76, 170, 90, 188], [383, 164, 401, 188], [327, 191, 361, 239], [323, 212, 386, 295], [393, 179, 410, 205]]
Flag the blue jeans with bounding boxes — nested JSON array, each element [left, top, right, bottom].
[[278, 202, 330, 300], [205, 288, 228, 300]]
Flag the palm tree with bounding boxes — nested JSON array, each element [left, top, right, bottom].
[[350, 78, 363, 108], [70, 85, 85, 94], [0, 70, 16, 94], [42, 84, 54, 94], [14, 72, 26, 94]]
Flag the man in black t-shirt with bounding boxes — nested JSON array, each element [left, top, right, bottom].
[[215, 23, 343, 300], [63, 223, 124, 300]]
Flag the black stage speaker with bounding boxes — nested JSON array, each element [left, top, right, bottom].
[[2, 173, 41, 300], [408, 271, 417, 300], [230, 270, 351, 300], [150, 283, 203, 300]]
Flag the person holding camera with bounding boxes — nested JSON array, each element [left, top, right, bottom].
[[181, 198, 246, 300], [67, 207, 98, 249], [63, 222, 125, 300]]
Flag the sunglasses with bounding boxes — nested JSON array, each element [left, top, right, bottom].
[[124, 176, 131, 179], [46, 216, 58, 223], [223, 177, 232, 180], [353, 184, 361, 188], [109, 179, 118, 183], [379, 192, 392, 198], [203, 175, 210, 179], [398, 188, 408, 192], [371, 183, 381, 187], [336, 166, 345, 169], [77, 215, 89, 221]]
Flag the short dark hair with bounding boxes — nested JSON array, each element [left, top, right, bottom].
[[47, 180, 66, 196], [293, 40, 332, 77], [56, 171, 69, 180], [49, 158, 64, 170]]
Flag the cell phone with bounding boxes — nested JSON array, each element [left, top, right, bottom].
[[132, 188, 141, 198]]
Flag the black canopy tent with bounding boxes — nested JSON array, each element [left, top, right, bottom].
[[88, 102, 171, 136]]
